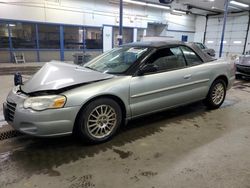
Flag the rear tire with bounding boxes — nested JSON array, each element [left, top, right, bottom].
[[204, 79, 226, 110], [74, 98, 122, 144]]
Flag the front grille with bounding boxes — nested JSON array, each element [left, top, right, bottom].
[[0, 130, 23, 141], [236, 65, 250, 74], [6, 101, 16, 122]]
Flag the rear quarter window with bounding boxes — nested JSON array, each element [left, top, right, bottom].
[[181, 46, 203, 66]]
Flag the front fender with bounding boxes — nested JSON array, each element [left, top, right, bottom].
[[62, 76, 132, 119]]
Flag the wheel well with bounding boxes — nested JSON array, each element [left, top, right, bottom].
[[214, 75, 228, 87], [73, 95, 127, 131]]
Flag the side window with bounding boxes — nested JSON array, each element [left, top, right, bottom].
[[148, 47, 186, 72], [195, 43, 205, 49], [181, 46, 203, 66]]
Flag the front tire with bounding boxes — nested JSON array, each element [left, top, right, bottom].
[[74, 98, 122, 144], [204, 79, 226, 109]]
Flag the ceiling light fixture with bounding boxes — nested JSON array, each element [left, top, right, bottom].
[[147, 3, 170, 10], [172, 9, 186, 14], [123, 0, 146, 6], [123, 0, 170, 10], [233, 41, 242, 44], [230, 1, 249, 8]]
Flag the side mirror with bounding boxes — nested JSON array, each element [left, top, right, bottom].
[[14, 72, 23, 86], [137, 64, 158, 76]]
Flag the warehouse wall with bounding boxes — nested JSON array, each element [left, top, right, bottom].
[[203, 12, 249, 58], [194, 16, 206, 43], [0, 0, 195, 34], [0, 0, 196, 63]]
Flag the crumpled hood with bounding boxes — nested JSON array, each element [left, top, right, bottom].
[[21, 61, 114, 93], [237, 55, 250, 66]]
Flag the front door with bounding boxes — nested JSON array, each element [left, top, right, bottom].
[[130, 46, 195, 117]]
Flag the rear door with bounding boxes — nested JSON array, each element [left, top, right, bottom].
[[180, 46, 211, 99]]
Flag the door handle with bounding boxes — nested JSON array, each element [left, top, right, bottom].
[[184, 74, 192, 79]]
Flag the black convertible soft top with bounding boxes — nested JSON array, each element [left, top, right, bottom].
[[123, 41, 216, 63]]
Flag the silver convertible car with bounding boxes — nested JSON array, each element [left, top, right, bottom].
[[3, 41, 235, 143]]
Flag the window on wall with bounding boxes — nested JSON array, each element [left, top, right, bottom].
[[0, 23, 9, 48], [38, 24, 60, 49], [85, 27, 103, 49], [113, 27, 133, 47], [137, 29, 144, 42], [9, 22, 36, 49], [64, 26, 83, 50]]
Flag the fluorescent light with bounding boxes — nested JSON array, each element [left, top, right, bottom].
[[124, 0, 170, 10], [207, 41, 214, 44], [147, 3, 170, 10], [233, 41, 242, 44], [123, 0, 146, 6], [9, 24, 16, 27], [172, 9, 186, 14], [230, 1, 249, 8], [223, 41, 227, 44]]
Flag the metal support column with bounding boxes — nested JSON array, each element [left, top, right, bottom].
[[59, 25, 64, 61], [7, 24, 13, 63], [35, 24, 40, 62], [219, 0, 229, 58], [83, 27, 86, 53], [118, 0, 123, 45], [243, 10, 250, 54], [203, 15, 208, 44]]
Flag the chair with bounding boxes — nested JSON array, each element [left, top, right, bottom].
[[13, 52, 26, 64]]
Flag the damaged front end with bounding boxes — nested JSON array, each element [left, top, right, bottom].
[[4, 61, 115, 137], [20, 61, 114, 94]]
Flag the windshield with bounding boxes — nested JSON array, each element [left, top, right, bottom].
[[84, 46, 148, 74]]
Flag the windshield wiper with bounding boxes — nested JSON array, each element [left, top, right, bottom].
[[84, 66, 96, 71]]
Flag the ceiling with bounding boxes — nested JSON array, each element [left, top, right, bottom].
[[144, 0, 250, 15]]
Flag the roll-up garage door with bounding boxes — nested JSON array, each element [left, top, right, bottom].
[[205, 13, 249, 58]]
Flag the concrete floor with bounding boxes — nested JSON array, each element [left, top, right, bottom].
[[0, 75, 250, 188]]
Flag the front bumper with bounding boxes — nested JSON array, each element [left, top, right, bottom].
[[236, 64, 250, 77], [3, 88, 81, 137]]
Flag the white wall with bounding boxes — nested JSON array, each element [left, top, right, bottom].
[[146, 13, 196, 41], [204, 12, 249, 58], [103, 26, 113, 52], [194, 16, 206, 43], [0, 0, 196, 37], [0, 0, 198, 56]]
